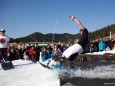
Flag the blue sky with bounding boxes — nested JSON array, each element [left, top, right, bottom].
[[0, 0, 115, 38]]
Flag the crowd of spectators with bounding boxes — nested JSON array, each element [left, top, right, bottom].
[[87, 38, 115, 53], [4, 37, 115, 63]]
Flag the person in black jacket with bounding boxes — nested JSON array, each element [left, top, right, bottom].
[[61, 16, 89, 61]]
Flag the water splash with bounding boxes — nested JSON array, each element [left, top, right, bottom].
[[59, 64, 115, 79]]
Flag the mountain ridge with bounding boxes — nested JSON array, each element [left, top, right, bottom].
[[11, 24, 115, 43]]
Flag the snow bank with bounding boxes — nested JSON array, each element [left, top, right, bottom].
[[0, 60, 59, 86]]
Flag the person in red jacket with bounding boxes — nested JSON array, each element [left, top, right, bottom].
[[29, 46, 36, 62]]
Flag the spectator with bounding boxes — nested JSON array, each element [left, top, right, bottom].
[[60, 42, 67, 53], [5, 49, 12, 61], [89, 42, 96, 53], [52, 44, 62, 59], [10, 47, 17, 60], [0, 29, 10, 63], [29, 46, 36, 62], [47, 44, 52, 59], [41, 46, 48, 62], [93, 39, 99, 52], [23, 51, 29, 61], [35, 44, 41, 62], [16, 44, 23, 59], [98, 38, 105, 51]]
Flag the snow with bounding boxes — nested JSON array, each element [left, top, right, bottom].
[[0, 60, 59, 86], [0, 49, 115, 86], [86, 49, 115, 55]]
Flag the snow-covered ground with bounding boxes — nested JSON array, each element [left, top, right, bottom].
[[86, 49, 115, 55], [0, 60, 59, 86], [1, 61, 115, 86], [0, 49, 115, 86]]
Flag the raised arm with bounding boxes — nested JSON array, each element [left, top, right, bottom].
[[69, 16, 84, 30]]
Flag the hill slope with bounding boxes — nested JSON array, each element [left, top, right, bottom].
[[13, 24, 115, 42], [14, 32, 79, 42]]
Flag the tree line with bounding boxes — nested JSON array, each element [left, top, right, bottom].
[[89, 24, 115, 40], [10, 24, 115, 43]]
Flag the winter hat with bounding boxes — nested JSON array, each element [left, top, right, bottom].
[[0, 29, 6, 32]]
